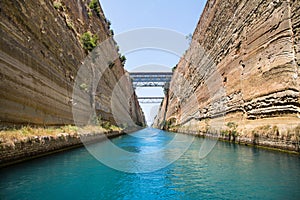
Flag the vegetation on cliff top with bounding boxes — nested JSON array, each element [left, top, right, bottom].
[[89, 0, 101, 17], [0, 123, 122, 145], [119, 55, 126, 65]]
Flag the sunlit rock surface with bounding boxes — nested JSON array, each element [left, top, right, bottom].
[[0, 0, 145, 127], [154, 0, 300, 151]]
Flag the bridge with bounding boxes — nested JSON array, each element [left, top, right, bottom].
[[129, 72, 173, 88], [137, 97, 164, 104], [129, 72, 172, 104]]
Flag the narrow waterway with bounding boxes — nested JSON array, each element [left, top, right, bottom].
[[1, 128, 299, 200]]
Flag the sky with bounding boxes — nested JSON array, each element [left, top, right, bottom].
[[99, 0, 207, 125]]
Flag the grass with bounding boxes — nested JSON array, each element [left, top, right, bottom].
[[0, 123, 122, 144], [0, 125, 78, 143]]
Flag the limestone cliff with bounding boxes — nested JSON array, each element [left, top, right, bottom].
[[0, 0, 145, 128], [154, 0, 300, 151]]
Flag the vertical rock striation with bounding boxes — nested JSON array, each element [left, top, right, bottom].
[[0, 0, 145, 128], [154, 0, 300, 152]]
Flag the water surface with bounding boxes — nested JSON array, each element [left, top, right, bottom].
[[1, 128, 299, 199]]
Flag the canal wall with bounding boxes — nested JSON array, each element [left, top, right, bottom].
[[154, 0, 300, 152], [0, 0, 145, 128], [0, 130, 123, 167]]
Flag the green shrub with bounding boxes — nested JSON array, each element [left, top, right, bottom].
[[53, 1, 63, 10], [89, 0, 101, 17], [79, 83, 88, 91], [172, 65, 177, 72], [120, 55, 126, 65], [80, 31, 98, 51], [226, 122, 239, 141], [89, 0, 98, 9], [110, 29, 114, 36], [66, 18, 74, 30], [106, 19, 111, 27], [91, 115, 102, 126], [102, 121, 111, 130]]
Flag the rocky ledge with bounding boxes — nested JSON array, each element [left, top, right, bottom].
[[0, 127, 123, 167]]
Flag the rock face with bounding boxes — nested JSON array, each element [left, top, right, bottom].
[[0, 0, 145, 127], [154, 0, 300, 152]]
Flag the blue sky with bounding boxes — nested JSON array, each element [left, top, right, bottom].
[[99, 0, 207, 125], [99, 0, 206, 35]]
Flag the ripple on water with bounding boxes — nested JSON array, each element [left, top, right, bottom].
[[0, 128, 300, 200]]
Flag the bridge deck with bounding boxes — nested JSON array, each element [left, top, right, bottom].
[[137, 97, 164, 104], [129, 72, 171, 103], [129, 72, 173, 88]]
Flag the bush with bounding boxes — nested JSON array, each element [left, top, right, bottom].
[[79, 83, 88, 91], [89, 0, 101, 17], [80, 31, 98, 51], [120, 55, 126, 65], [66, 18, 74, 30], [172, 65, 177, 72], [102, 121, 111, 130], [89, 0, 98, 9], [91, 115, 102, 126], [106, 19, 111, 27], [225, 122, 239, 141], [110, 29, 114, 36], [53, 1, 63, 10]]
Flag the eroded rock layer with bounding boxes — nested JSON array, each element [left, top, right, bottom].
[[0, 0, 145, 127], [154, 0, 300, 151]]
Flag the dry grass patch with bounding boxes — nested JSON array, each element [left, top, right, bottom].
[[0, 122, 123, 144], [0, 125, 79, 143]]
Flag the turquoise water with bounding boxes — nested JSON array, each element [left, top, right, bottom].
[[1, 128, 300, 200]]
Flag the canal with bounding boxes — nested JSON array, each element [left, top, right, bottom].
[[1, 128, 299, 199]]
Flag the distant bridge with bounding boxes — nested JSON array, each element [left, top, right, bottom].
[[137, 97, 164, 104], [129, 72, 173, 88], [129, 72, 173, 104]]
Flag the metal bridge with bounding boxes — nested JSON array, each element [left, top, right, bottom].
[[137, 97, 164, 104], [129, 72, 173, 88], [129, 72, 172, 104]]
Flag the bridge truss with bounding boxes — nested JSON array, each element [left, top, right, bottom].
[[129, 72, 173, 88], [129, 72, 173, 104], [137, 97, 164, 104]]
